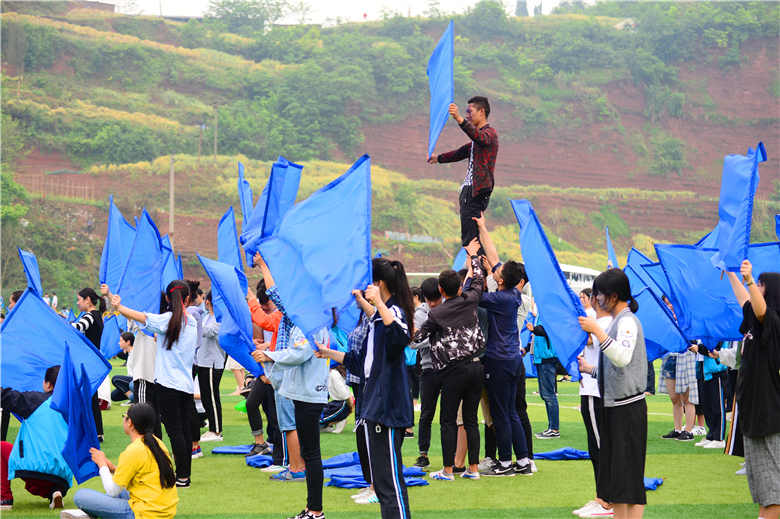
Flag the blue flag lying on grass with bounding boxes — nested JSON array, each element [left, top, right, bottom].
[[511, 200, 587, 370], [160, 235, 178, 291], [258, 155, 373, 342], [427, 20, 454, 159], [50, 343, 100, 484], [1, 290, 110, 393], [117, 209, 165, 313], [657, 242, 780, 342], [218, 207, 244, 273], [99, 196, 136, 293], [17, 248, 43, 296], [198, 255, 261, 377], [100, 314, 122, 360], [605, 227, 619, 269], [711, 142, 766, 271]]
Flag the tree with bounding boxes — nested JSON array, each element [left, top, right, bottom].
[[515, 0, 528, 17], [287, 0, 311, 24], [206, 0, 287, 35]]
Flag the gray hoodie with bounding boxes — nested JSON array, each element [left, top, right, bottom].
[[597, 308, 648, 408], [410, 303, 433, 372]]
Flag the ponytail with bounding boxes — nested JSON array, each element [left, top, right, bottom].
[[127, 403, 175, 488], [628, 296, 639, 313], [78, 288, 106, 314], [372, 258, 415, 335], [163, 280, 189, 350]]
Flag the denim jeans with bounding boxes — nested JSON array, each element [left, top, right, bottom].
[[74, 488, 134, 519], [537, 360, 559, 431]]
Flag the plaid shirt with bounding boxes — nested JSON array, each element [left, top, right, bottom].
[[345, 312, 370, 385], [267, 286, 296, 351], [437, 120, 498, 197]]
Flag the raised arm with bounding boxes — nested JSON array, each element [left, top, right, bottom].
[[727, 271, 749, 308], [254, 252, 275, 289], [740, 260, 767, 321], [473, 213, 499, 269], [110, 294, 147, 325]]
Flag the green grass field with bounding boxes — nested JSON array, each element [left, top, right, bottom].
[[5, 360, 754, 518]]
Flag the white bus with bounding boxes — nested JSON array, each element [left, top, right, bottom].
[[559, 264, 601, 294]]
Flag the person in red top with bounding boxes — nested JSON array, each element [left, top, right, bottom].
[[244, 279, 284, 460], [428, 96, 499, 247]]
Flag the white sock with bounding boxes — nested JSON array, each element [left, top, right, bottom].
[[518, 457, 530, 465], [499, 460, 511, 468]]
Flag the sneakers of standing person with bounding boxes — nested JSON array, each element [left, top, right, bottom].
[[245, 442, 271, 457], [695, 438, 712, 447], [530, 460, 538, 473], [573, 500, 598, 516], [735, 466, 746, 475], [99, 399, 110, 411], [429, 469, 455, 481], [261, 464, 286, 473], [477, 457, 496, 472], [354, 491, 379, 505], [512, 462, 533, 476], [271, 468, 306, 482], [351, 487, 372, 500], [480, 461, 516, 477], [175, 478, 191, 488], [50, 490, 64, 509], [692, 426, 707, 436], [460, 470, 480, 480], [404, 429, 414, 438], [677, 431, 695, 441], [191, 446, 203, 459], [661, 430, 681, 439], [199, 431, 223, 442], [579, 503, 614, 517], [704, 440, 725, 449], [1, 498, 12, 511], [60, 511, 91, 519], [535, 429, 560, 439], [329, 419, 347, 434], [287, 509, 325, 519], [414, 454, 430, 468]]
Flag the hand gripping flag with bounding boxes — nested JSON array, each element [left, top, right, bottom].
[[511, 200, 587, 370], [198, 255, 262, 377], [99, 196, 136, 293], [711, 142, 767, 271], [427, 20, 454, 159], [605, 226, 619, 269], [17, 248, 43, 296], [1, 289, 111, 393], [258, 155, 372, 342], [116, 209, 165, 313], [51, 343, 101, 483]]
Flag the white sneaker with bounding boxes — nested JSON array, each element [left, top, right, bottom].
[[351, 487, 371, 500], [704, 440, 725, 449], [695, 439, 712, 447], [692, 426, 707, 436], [60, 511, 90, 519], [50, 490, 64, 509], [530, 460, 538, 473], [261, 464, 286, 473], [736, 466, 746, 475], [477, 458, 495, 472], [199, 431, 223, 442], [330, 419, 347, 434], [580, 503, 614, 517], [573, 500, 597, 515], [354, 490, 379, 504]]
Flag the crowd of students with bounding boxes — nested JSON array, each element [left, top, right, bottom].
[[1, 96, 778, 519]]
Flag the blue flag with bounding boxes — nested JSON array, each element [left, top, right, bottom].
[[695, 228, 718, 248], [99, 314, 122, 360], [175, 254, 183, 279], [67, 308, 77, 323], [711, 142, 767, 271], [1, 289, 110, 394], [519, 314, 537, 378], [624, 268, 688, 361], [99, 196, 136, 293], [50, 344, 100, 484], [605, 227, 619, 269], [511, 200, 588, 370], [258, 155, 373, 341], [117, 209, 165, 313], [160, 235, 178, 291], [452, 247, 467, 270], [775, 214, 779, 240], [426, 20, 454, 159], [657, 242, 780, 342], [625, 248, 666, 300], [641, 262, 673, 301], [197, 255, 262, 377], [17, 248, 43, 296], [218, 207, 244, 273], [237, 161, 260, 267]]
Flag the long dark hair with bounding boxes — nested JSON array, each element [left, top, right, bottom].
[[78, 288, 106, 314], [161, 280, 189, 350], [758, 272, 780, 311], [592, 268, 638, 313], [127, 403, 175, 488], [372, 258, 415, 334]]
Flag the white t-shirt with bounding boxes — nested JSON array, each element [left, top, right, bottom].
[[580, 313, 613, 397]]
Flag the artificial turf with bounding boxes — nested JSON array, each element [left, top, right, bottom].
[[5, 360, 754, 518]]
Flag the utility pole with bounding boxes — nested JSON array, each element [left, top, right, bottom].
[[213, 109, 218, 160], [169, 155, 175, 243]]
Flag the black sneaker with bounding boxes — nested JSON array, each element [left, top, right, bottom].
[[288, 510, 325, 519], [175, 478, 191, 488], [513, 462, 533, 476], [453, 466, 466, 474], [414, 455, 430, 468], [662, 430, 681, 439], [246, 442, 271, 457], [480, 461, 516, 477], [677, 431, 694, 441], [404, 430, 414, 438]]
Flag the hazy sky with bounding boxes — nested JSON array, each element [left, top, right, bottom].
[[129, 0, 563, 24]]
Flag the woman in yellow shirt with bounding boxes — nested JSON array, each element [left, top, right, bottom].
[[64, 403, 178, 519]]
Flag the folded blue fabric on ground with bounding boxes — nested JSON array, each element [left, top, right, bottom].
[[322, 451, 360, 469], [324, 463, 424, 479], [644, 477, 663, 491], [326, 475, 429, 488], [245, 454, 273, 468], [534, 447, 590, 460], [212, 445, 255, 455]]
